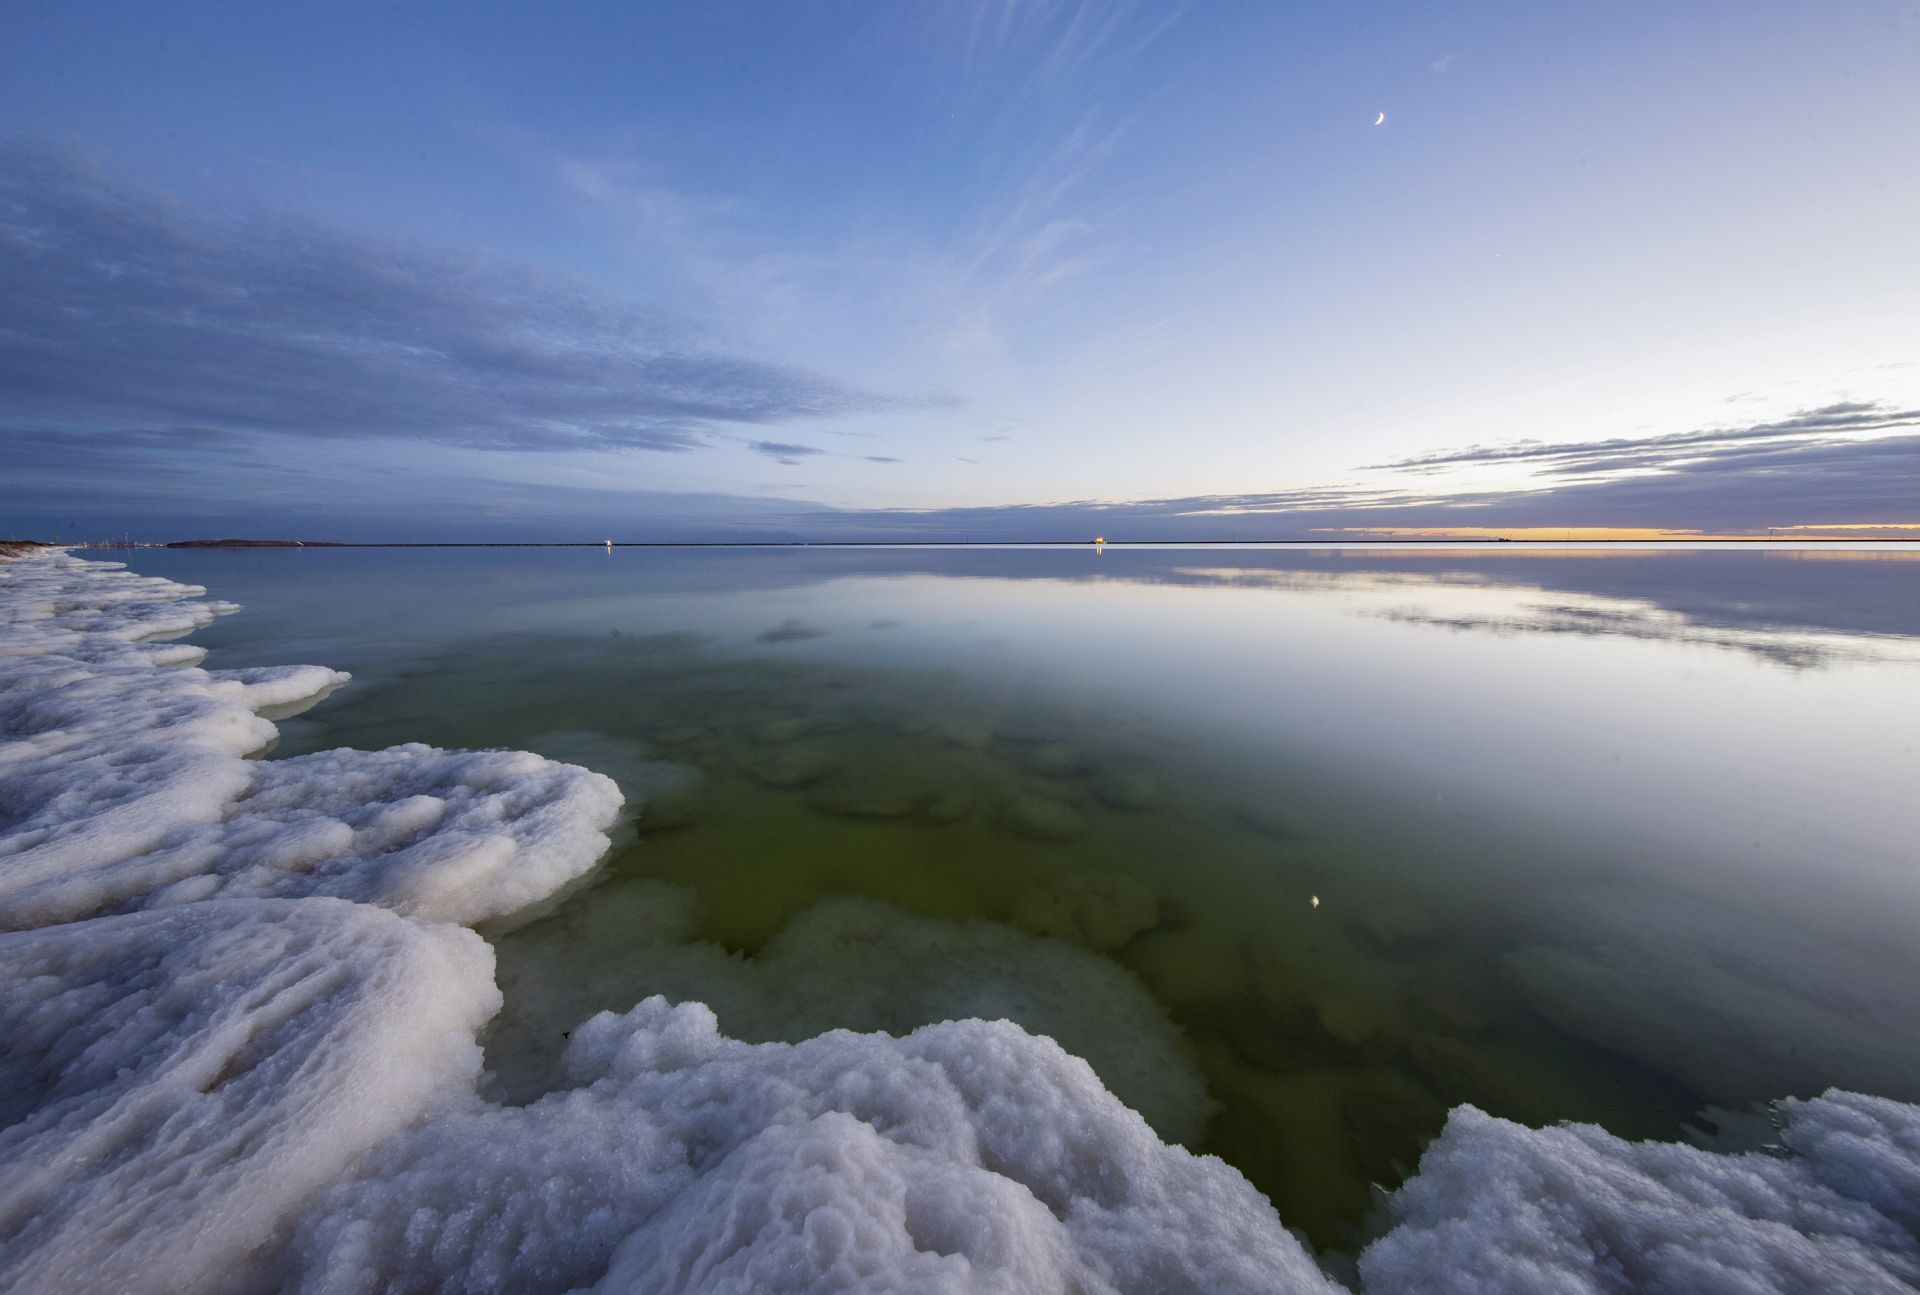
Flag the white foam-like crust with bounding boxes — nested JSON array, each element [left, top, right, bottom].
[[0, 554, 235, 660], [0, 553, 621, 929], [7, 743, 628, 929], [1360, 1095, 1920, 1294], [0, 898, 499, 1295], [283, 997, 1341, 1295]]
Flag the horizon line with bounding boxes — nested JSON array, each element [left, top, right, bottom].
[[38, 537, 1920, 550]]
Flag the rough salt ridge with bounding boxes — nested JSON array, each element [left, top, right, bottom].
[[4, 549, 1920, 1294], [0, 553, 622, 930], [1361, 1095, 1920, 1294], [284, 997, 1341, 1295], [0, 899, 498, 1295]]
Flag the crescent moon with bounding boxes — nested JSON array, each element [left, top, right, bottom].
[[1374, 112, 1385, 125]]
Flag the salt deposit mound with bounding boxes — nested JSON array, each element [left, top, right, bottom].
[[8, 742, 628, 929], [0, 898, 498, 1295], [280, 997, 1338, 1295], [1361, 1093, 1920, 1293], [0, 553, 621, 930], [0, 554, 235, 658]]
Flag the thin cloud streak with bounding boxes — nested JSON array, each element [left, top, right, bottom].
[[1364, 403, 1920, 474], [8, 424, 1913, 544], [746, 440, 829, 466], [0, 140, 910, 456], [816, 417, 1920, 539]]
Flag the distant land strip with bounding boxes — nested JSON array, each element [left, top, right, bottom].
[[82, 536, 1920, 548]]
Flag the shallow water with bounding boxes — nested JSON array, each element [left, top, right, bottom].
[[123, 542, 1920, 1248]]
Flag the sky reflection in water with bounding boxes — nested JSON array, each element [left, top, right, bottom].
[[128, 543, 1920, 1248]]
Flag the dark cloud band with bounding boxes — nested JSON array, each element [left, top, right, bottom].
[[0, 141, 898, 455]]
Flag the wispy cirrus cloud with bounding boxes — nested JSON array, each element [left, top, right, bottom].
[[10, 410, 1914, 544], [0, 140, 914, 456], [1363, 402, 1920, 475], [739, 439, 907, 467], [810, 405, 1920, 539], [746, 440, 829, 466], [553, 1, 1189, 401]]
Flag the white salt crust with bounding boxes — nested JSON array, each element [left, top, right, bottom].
[[1360, 1094, 1920, 1294], [0, 899, 499, 1295], [0, 553, 622, 930], [4, 550, 1919, 1294], [283, 997, 1341, 1295]]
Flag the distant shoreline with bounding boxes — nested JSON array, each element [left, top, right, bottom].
[[131, 534, 1920, 549], [88, 536, 1920, 548]]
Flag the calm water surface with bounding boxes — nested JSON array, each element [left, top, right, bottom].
[[123, 543, 1920, 1248]]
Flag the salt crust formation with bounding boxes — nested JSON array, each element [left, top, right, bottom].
[[3, 550, 1919, 1294], [0, 554, 622, 931], [1360, 1094, 1920, 1294], [0, 899, 497, 1295], [284, 998, 1332, 1295]]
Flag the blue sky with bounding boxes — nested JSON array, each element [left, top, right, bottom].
[[3, 1, 1916, 540]]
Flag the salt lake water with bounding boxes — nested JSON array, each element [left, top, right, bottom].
[[121, 542, 1920, 1249]]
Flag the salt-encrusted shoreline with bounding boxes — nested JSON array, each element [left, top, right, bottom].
[[0, 551, 623, 931], [2, 549, 1917, 1294]]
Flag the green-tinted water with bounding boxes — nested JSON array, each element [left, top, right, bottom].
[[125, 543, 1920, 1249]]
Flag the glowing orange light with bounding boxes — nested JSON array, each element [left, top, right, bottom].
[[1312, 525, 1920, 542]]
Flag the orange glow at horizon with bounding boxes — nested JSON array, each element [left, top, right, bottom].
[[1314, 525, 1920, 541], [1774, 523, 1920, 533]]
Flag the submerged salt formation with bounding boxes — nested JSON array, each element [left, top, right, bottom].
[[1506, 888, 1920, 1106], [4, 548, 1920, 1294], [491, 891, 1214, 1145]]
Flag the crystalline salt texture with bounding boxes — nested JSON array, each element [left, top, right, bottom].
[[0, 553, 233, 658], [1358, 1098, 1920, 1294], [26, 742, 624, 928], [0, 898, 498, 1295], [283, 998, 1343, 1295], [588, 1113, 1080, 1295], [1781, 1090, 1920, 1235], [0, 555, 339, 912], [0, 552, 621, 930]]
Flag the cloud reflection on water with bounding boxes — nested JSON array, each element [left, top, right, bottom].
[[542, 543, 1920, 671]]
